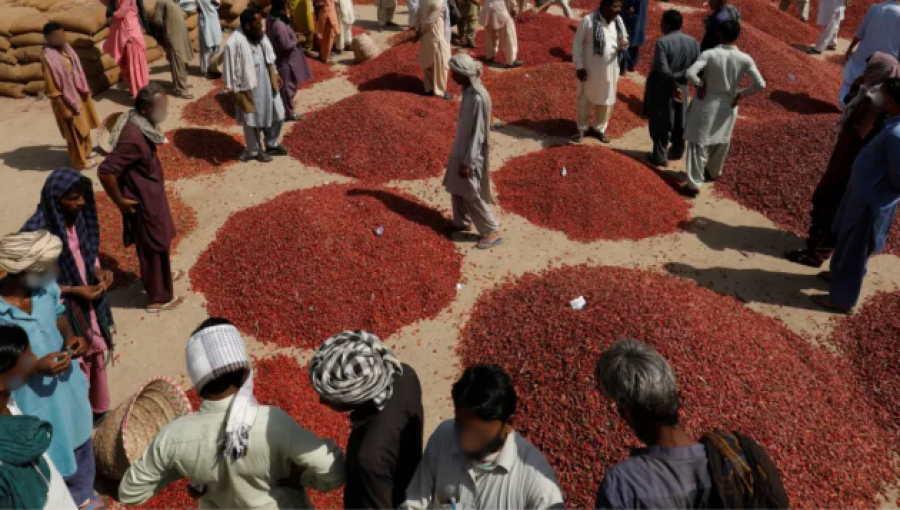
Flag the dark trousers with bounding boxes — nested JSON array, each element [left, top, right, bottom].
[[64, 439, 96, 506], [136, 243, 174, 304], [620, 46, 640, 71], [650, 105, 685, 164]]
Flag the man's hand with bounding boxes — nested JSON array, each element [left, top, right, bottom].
[[70, 285, 105, 301], [576, 68, 588, 82], [117, 198, 140, 215], [67, 336, 89, 358], [275, 75, 283, 91], [618, 40, 628, 51], [844, 48, 853, 61], [58, 100, 75, 120], [95, 268, 114, 290], [36, 352, 71, 377], [459, 164, 471, 178], [673, 87, 684, 103]]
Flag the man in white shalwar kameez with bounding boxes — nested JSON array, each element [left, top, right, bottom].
[[417, 0, 453, 98], [808, 0, 845, 55], [224, 8, 289, 163], [839, 0, 900, 105], [480, 0, 522, 69], [196, 0, 223, 76], [409, 0, 452, 42], [444, 54, 503, 250], [377, 0, 399, 30], [683, 20, 765, 197], [334, 0, 355, 52], [572, 0, 627, 144]]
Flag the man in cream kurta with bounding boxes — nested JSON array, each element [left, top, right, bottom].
[[683, 20, 765, 196], [572, 0, 627, 144], [480, 0, 522, 69], [417, 0, 452, 97]]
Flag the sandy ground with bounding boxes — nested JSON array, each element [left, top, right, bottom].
[[0, 1, 898, 505]]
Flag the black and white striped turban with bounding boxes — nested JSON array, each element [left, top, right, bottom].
[[309, 330, 403, 410]]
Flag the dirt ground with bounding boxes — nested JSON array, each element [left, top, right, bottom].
[[0, 1, 898, 505]]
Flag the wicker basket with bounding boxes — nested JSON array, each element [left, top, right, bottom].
[[93, 377, 193, 480], [97, 111, 124, 155], [351, 34, 381, 64]]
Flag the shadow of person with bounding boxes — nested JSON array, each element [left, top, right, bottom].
[[612, 148, 687, 194], [346, 188, 447, 235], [357, 73, 426, 94], [96, 85, 136, 107], [0, 144, 71, 171], [548, 46, 573, 62], [680, 216, 803, 258], [768, 90, 841, 115], [171, 128, 245, 164], [664, 261, 828, 311]]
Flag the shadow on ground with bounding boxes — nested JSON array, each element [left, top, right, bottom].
[[0, 144, 70, 171]]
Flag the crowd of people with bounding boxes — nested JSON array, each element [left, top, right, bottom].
[[1, 0, 900, 506]]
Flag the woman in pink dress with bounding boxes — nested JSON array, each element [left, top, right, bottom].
[[103, 0, 150, 97]]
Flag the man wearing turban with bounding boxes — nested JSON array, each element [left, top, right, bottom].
[[0, 230, 102, 508], [309, 330, 424, 509], [120, 317, 347, 509]]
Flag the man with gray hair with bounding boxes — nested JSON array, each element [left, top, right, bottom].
[[594, 339, 789, 509], [309, 330, 424, 509]]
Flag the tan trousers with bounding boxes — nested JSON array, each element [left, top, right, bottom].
[[64, 127, 92, 170], [452, 194, 499, 236], [377, 0, 396, 26], [779, 0, 810, 20], [484, 22, 518, 66], [685, 142, 730, 190], [168, 50, 189, 94], [424, 65, 448, 96], [576, 84, 613, 133]]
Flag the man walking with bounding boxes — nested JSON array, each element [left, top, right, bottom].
[[779, 0, 809, 22], [480, 0, 522, 69], [151, 0, 195, 99], [644, 10, 699, 166], [683, 20, 765, 197], [41, 23, 100, 171], [196, 0, 222, 77], [223, 7, 290, 163], [572, 0, 627, 144], [444, 54, 503, 250], [619, 0, 647, 74], [808, 0, 845, 55], [839, 0, 900, 105], [98, 84, 186, 312]]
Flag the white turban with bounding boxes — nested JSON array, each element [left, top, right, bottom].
[[186, 323, 258, 460], [0, 230, 62, 275]]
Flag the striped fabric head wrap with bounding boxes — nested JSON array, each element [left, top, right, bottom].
[[309, 330, 403, 410], [186, 323, 258, 460]]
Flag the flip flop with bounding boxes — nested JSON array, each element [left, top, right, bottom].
[[79, 495, 108, 510], [172, 269, 187, 282], [810, 294, 853, 315], [146, 296, 186, 313], [476, 237, 503, 250]]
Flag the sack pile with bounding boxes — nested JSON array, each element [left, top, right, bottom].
[[218, 0, 248, 32]]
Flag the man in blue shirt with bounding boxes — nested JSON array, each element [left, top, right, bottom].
[[0, 230, 100, 509], [815, 78, 900, 314]]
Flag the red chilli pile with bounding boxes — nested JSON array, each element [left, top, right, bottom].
[[484, 62, 646, 138], [283, 91, 459, 182], [157, 129, 244, 180], [472, 11, 578, 67], [346, 41, 463, 94], [495, 145, 689, 241], [96, 189, 197, 289], [458, 264, 900, 509], [134, 356, 349, 510], [659, 0, 820, 46], [716, 114, 900, 255], [191, 184, 463, 349]]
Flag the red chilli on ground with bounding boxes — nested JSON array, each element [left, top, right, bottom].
[[484, 62, 646, 138], [345, 41, 464, 94], [96, 189, 197, 289], [715, 114, 900, 255], [134, 356, 349, 510], [283, 90, 459, 182], [495, 145, 690, 241], [190, 184, 463, 349], [157, 129, 244, 180], [458, 264, 900, 509], [472, 10, 579, 67]]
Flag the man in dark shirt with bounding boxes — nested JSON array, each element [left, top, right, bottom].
[[700, 0, 740, 51], [309, 330, 424, 509]]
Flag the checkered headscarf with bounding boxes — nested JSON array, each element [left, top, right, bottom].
[[309, 330, 403, 410]]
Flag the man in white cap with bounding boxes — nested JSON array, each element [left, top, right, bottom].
[[309, 330, 424, 509], [119, 317, 347, 509], [444, 53, 504, 250]]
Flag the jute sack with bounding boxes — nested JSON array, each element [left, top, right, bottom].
[[75, 45, 103, 61], [82, 53, 117, 76], [12, 45, 42, 63], [0, 62, 20, 81], [0, 7, 40, 37], [8, 12, 49, 35], [146, 46, 163, 63], [143, 0, 157, 17], [87, 65, 119, 94], [60, 27, 109, 48], [144, 34, 159, 49], [185, 12, 198, 30], [351, 34, 381, 64], [18, 0, 68, 11], [47, 5, 108, 35], [218, 0, 248, 18], [0, 36, 9, 51], [23, 79, 44, 95], [93, 377, 192, 480], [17, 61, 42, 81], [0, 49, 16, 64], [0, 81, 25, 97], [220, 15, 239, 29]]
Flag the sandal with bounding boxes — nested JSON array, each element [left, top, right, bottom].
[[79, 495, 108, 510], [786, 249, 823, 268], [476, 236, 503, 250], [810, 294, 853, 315], [146, 296, 186, 313]]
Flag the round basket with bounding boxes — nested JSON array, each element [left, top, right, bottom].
[[97, 111, 125, 155], [351, 34, 381, 64], [93, 377, 193, 480]]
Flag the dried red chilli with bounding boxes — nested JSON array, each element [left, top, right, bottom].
[[494, 145, 690, 241], [471, 11, 579, 67], [458, 264, 900, 509], [157, 128, 244, 180], [282, 90, 459, 181], [345, 41, 464, 94], [190, 184, 463, 349], [714, 114, 900, 255], [96, 189, 197, 289], [483, 62, 646, 138]]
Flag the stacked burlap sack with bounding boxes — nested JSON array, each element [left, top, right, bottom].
[[218, 0, 248, 31]]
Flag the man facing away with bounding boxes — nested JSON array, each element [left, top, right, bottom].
[[699, 0, 739, 52], [268, 0, 313, 121], [444, 54, 503, 250], [480, 0, 523, 69], [594, 339, 789, 509], [309, 330, 425, 509], [618, 0, 648, 75], [402, 364, 565, 510], [572, 0, 628, 144], [839, 0, 900, 105], [224, 7, 291, 163], [417, 0, 453, 99], [42, 23, 100, 172], [196, 0, 222, 77], [103, 0, 149, 98], [682, 20, 765, 197], [644, 10, 699, 166], [98, 84, 186, 312], [119, 318, 346, 508], [151, 0, 195, 99]]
